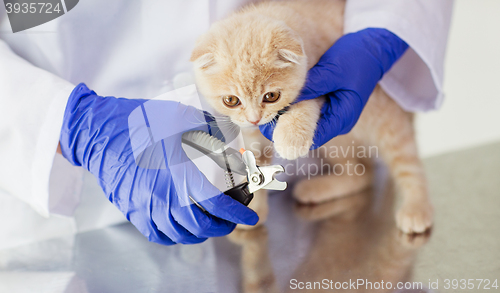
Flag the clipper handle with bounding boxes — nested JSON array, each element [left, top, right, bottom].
[[224, 182, 253, 206]]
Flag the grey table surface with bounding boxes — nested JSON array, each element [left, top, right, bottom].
[[1, 142, 499, 293]]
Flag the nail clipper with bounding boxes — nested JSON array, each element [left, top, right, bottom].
[[181, 130, 287, 211]]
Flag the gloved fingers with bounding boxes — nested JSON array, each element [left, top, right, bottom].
[[294, 64, 341, 103], [197, 193, 259, 226], [311, 110, 340, 149], [151, 195, 208, 244], [334, 90, 366, 135], [145, 226, 177, 246], [129, 214, 178, 246], [170, 193, 237, 238], [310, 91, 364, 148], [127, 199, 178, 246]]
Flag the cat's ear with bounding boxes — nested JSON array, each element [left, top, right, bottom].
[[191, 51, 216, 70], [277, 49, 301, 65], [275, 34, 305, 68], [190, 37, 217, 70]]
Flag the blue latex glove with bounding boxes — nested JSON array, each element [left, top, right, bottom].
[[60, 83, 258, 245], [260, 28, 408, 148]]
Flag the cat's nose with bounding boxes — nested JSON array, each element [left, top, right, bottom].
[[249, 119, 261, 125]]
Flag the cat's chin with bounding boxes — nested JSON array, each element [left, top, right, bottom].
[[234, 118, 275, 128]]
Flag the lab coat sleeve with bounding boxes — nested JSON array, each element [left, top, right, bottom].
[[344, 0, 454, 111], [0, 39, 82, 218]]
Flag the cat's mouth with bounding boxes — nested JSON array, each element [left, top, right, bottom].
[[240, 118, 274, 128]]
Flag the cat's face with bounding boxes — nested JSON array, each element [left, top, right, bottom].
[[190, 14, 308, 128]]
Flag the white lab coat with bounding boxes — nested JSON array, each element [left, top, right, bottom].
[[0, 0, 453, 251]]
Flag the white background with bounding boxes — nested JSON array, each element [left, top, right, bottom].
[[416, 0, 500, 158]]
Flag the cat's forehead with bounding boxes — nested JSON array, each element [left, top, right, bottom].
[[218, 45, 286, 95], [218, 40, 278, 72], [214, 14, 294, 62], [219, 62, 278, 97]]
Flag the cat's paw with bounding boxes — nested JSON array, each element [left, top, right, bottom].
[[236, 221, 264, 230], [293, 179, 326, 204], [227, 225, 268, 245], [396, 200, 434, 234], [272, 114, 314, 160], [396, 229, 431, 249]]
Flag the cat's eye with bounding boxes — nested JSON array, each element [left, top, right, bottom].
[[263, 91, 280, 103], [222, 95, 240, 107]]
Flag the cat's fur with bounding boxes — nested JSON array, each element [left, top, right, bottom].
[[191, 0, 433, 233]]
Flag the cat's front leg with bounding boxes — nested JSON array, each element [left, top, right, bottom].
[[273, 98, 324, 160]]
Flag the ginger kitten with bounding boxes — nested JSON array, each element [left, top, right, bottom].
[[190, 0, 433, 234]]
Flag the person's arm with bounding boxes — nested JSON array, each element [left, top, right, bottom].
[[0, 39, 76, 217], [345, 0, 454, 111]]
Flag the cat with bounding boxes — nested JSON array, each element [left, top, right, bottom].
[[190, 0, 433, 234]]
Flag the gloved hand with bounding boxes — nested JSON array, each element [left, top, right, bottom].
[[60, 83, 258, 245], [260, 28, 408, 148]]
